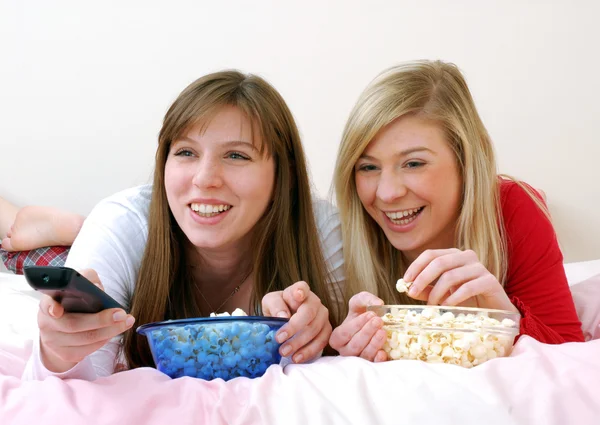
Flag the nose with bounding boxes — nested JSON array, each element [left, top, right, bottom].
[[191, 156, 223, 189], [376, 169, 407, 204]]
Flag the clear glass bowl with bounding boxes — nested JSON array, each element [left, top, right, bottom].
[[366, 305, 521, 368], [137, 316, 288, 380]]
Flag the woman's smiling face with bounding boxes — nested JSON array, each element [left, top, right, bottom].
[[354, 114, 462, 261], [164, 105, 275, 253]]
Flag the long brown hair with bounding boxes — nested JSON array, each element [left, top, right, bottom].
[[124, 71, 341, 369], [334, 60, 550, 305]]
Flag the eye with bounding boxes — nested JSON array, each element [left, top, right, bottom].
[[356, 164, 379, 172], [174, 149, 194, 157], [226, 151, 251, 161], [405, 161, 425, 169]]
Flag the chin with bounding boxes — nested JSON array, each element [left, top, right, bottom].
[[188, 237, 229, 249], [387, 236, 424, 253]]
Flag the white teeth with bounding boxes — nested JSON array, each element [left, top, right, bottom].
[[190, 203, 231, 217], [385, 207, 423, 224]]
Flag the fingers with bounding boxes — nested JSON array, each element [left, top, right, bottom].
[[275, 286, 333, 363], [344, 317, 384, 358], [374, 350, 388, 363], [329, 311, 378, 349], [40, 295, 65, 319], [406, 249, 473, 299], [403, 249, 460, 282], [358, 328, 388, 361], [281, 281, 310, 313], [330, 311, 384, 357], [41, 318, 134, 348], [348, 291, 384, 317], [441, 275, 500, 307], [38, 288, 134, 352], [287, 321, 332, 364], [276, 291, 322, 344], [40, 306, 133, 334], [35, 267, 135, 371], [38, 267, 107, 319], [426, 262, 483, 305], [37, 303, 135, 370], [280, 308, 332, 363], [262, 291, 291, 319], [407, 285, 433, 302], [38, 307, 135, 365], [78, 268, 103, 290]]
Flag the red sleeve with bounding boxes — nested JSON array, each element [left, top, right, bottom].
[[501, 181, 584, 343]]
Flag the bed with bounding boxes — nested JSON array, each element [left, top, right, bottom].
[[1, 261, 599, 425]]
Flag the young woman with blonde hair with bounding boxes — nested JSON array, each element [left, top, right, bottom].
[[329, 60, 584, 362], [22, 70, 344, 380]]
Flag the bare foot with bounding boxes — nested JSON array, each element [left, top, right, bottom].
[[0, 197, 19, 239], [1, 206, 85, 251]]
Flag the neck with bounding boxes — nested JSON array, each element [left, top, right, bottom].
[[186, 238, 253, 290]]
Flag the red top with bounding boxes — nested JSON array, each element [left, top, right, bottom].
[[501, 180, 584, 343]]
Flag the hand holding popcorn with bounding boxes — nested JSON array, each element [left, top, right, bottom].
[[402, 248, 519, 312]]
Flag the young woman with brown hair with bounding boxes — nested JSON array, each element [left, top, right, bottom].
[[22, 70, 344, 380]]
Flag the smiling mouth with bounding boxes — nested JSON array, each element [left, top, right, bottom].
[[190, 203, 232, 218], [384, 206, 425, 225]]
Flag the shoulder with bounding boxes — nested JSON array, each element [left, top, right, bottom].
[[97, 184, 152, 213], [499, 178, 547, 224], [498, 178, 559, 258], [87, 184, 152, 226], [65, 185, 153, 305]]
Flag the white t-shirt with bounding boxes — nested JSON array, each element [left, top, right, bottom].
[[22, 184, 345, 380]]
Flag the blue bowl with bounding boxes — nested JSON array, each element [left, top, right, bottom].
[[136, 316, 288, 381]]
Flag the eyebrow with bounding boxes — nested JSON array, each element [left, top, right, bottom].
[[174, 137, 259, 152], [359, 146, 433, 160]]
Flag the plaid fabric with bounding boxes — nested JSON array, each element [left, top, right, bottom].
[[0, 246, 70, 275]]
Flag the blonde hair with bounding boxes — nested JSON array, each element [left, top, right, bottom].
[[334, 60, 549, 305], [124, 70, 341, 369]]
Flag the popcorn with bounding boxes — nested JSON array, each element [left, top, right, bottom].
[[502, 318, 516, 327], [470, 344, 487, 359], [429, 343, 442, 355], [209, 308, 248, 318], [146, 309, 283, 380], [379, 307, 519, 368], [396, 278, 413, 293]]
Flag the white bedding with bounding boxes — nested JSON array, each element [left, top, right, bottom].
[[564, 259, 600, 286], [1, 262, 599, 425]]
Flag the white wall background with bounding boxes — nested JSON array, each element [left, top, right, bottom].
[[1, 0, 598, 262]]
